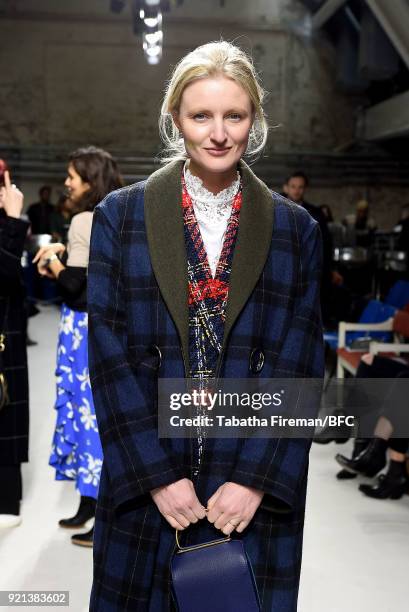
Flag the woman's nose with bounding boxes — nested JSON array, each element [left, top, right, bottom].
[[210, 120, 227, 143]]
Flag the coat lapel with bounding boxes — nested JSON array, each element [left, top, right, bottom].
[[144, 159, 274, 369], [144, 160, 190, 367], [224, 160, 274, 345]]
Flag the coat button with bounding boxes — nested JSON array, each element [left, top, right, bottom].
[[249, 348, 265, 374], [149, 344, 162, 370]]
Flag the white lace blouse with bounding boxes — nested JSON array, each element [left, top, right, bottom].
[[183, 163, 240, 277]]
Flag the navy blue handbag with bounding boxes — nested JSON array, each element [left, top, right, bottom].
[[171, 530, 261, 612]]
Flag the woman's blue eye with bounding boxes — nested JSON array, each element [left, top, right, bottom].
[[191, 112, 242, 121]]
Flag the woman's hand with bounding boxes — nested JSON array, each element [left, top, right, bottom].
[[33, 243, 66, 276], [206, 482, 264, 535], [0, 170, 24, 219], [150, 477, 207, 530], [33, 242, 65, 264]]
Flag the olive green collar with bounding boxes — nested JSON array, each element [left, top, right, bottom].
[[144, 159, 274, 373]]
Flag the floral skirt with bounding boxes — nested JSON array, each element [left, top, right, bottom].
[[49, 304, 103, 499]]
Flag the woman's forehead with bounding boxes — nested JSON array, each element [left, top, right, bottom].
[[180, 76, 251, 108]]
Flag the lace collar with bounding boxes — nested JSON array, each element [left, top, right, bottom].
[[183, 162, 240, 223]]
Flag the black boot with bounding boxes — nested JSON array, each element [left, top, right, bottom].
[[59, 496, 96, 529], [336, 438, 370, 480], [335, 437, 388, 477], [71, 526, 94, 548], [359, 461, 409, 499], [313, 411, 352, 445]]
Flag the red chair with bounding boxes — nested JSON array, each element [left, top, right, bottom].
[[336, 310, 409, 378]]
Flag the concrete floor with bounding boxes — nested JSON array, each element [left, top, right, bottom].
[[0, 306, 408, 612]]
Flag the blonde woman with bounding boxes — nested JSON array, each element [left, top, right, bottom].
[[88, 42, 324, 611]]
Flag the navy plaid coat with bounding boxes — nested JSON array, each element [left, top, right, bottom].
[[88, 160, 324, 612]]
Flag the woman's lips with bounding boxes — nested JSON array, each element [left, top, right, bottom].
[[204, 148, 231, 157]]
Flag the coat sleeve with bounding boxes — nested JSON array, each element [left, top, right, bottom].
[[229, 219, 324, 513], [88, 194, 186, 510], [57, 266, 87, 297], [0, 216, 29, 279]]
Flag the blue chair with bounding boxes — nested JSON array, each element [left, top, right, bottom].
[[324, 299, 396, 350], [384, 280, 409, 309]]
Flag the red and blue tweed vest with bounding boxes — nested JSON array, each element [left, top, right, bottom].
[[182, 175, 242, 472], [182, 176, 242, 379]]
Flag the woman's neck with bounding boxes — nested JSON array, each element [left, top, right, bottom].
[[187, 159, 238, 195]]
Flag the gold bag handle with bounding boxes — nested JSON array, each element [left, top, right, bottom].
[[175, 528, 231, 554]]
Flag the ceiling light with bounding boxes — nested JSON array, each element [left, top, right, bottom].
[[147, 55, 160, 65], [144, 15, 161, 27], [146, 44, 161, 57], [144, 30, 163, 44]]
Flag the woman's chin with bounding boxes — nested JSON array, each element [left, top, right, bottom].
[[192, 153, 240, 175]]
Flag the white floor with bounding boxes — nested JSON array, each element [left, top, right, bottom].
[[0, 306, 408, 612]]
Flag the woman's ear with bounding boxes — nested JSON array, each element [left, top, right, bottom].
[[172, 110, 182, 132]]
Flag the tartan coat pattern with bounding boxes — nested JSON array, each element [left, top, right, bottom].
[[88, 160, 324, 612]]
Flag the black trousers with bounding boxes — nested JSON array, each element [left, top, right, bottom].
[[0, 464, 22, 514], [356, 357, 409, 454]]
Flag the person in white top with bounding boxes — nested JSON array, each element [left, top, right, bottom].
[[33, 147, 123, 549]]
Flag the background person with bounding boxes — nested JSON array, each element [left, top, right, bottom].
[[335, 354, 409, 499], [50, 194, 74, 244], [0, 161, 30, 529], [282, 171, 343, 325], [320, 204, 334, 223], [33, 146, 123, 548], [343, 199, 377, 248], [27, 185, 55, 235]]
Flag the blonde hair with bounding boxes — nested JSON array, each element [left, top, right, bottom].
[[159, 41, 268, 163]]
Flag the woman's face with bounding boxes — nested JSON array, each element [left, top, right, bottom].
[[64, 163, 90, 203], [174, 76, 254, 176]]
